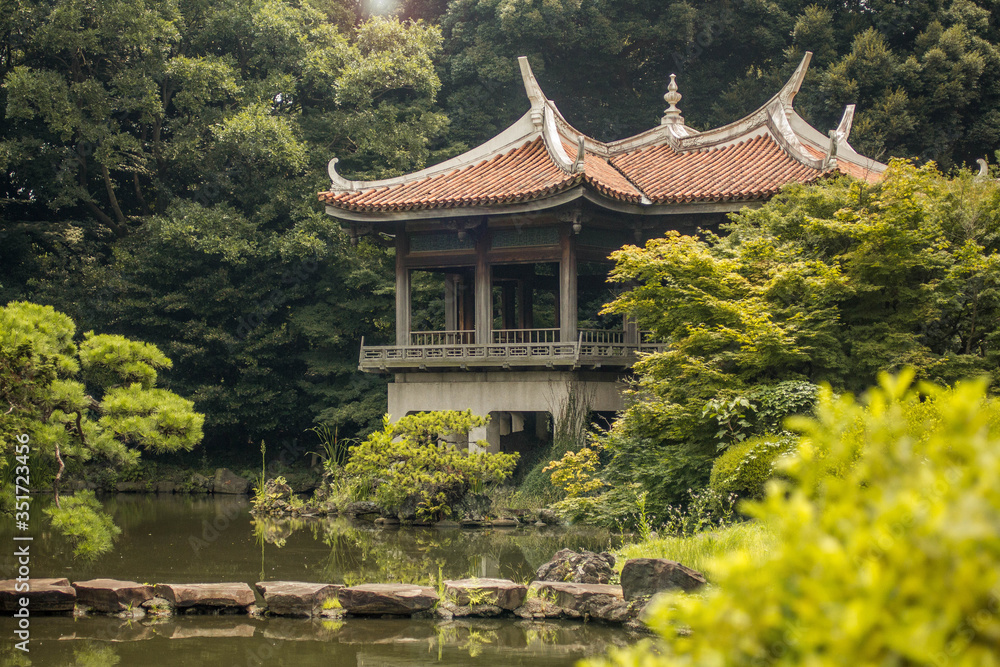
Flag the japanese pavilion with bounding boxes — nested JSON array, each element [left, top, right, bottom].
[[320, 52, 885, 453]]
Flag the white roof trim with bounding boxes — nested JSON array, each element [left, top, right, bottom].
[[326, 112, 539, 192]]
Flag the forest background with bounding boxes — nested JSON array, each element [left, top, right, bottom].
[[3, 0, 1000, 505]]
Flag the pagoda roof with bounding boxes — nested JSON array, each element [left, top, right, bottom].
[[319, 53, 886, 221]]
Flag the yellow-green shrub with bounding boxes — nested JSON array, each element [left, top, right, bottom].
[[345, 411, 518, 521], [588, 371, 1000, 666], [708, 434, 796, 501]]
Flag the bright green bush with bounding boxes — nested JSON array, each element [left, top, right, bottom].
[[345, 411, 518, 521], [708, 434, 797, 501], [588, 371, 1000, 666]]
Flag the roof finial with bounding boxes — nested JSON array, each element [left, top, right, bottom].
[[661, 74, 684, 125]]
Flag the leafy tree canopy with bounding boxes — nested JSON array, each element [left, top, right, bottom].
[[1, 301, 203, 556]]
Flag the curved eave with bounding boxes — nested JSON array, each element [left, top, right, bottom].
[[323, 181, 768, 223]]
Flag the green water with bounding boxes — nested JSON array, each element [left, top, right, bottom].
[[0, 495, 630, 666]]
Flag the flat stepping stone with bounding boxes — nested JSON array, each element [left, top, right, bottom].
[[73, 579, 155, 613], [444, 578, 527, 610], [0, 578, 76, 613], [338, 583, 438, 615], [254, 581, 343, 617], [491, 518, 519, 527], [620, 558, 706, 599], [153, 583, 255, 610], [523, 581, 628, 621]]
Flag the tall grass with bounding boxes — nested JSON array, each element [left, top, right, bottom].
[[614, 521, 773, 578]]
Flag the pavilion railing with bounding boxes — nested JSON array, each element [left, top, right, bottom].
[[360, 328, 665, 370], [492, 328, 559, 344], [410, 330, 475, 346]]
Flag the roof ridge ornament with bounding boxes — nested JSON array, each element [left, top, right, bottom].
[[327, 158, 356, 192], [518, 56, 546, 129], [571, 136, 586, 173], [778, 52, 812, 111], [834, 105, 855, 143], [661, 74, 684, 125]]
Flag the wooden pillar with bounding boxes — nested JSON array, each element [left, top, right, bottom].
[[624, 314, 639, 344], [444, 274, 459, 331], [559, 228, 578, 343], [395, 229, 411, 346], [475, 237, 491, 344]]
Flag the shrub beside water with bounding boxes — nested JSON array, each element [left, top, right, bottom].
[[589, 372, 1000, 666]]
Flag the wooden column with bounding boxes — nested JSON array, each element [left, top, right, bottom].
[[395, 229, 411, 346], [475, 236, 491, 344], [444, 274, 459, 332], [559, 228, 578, 343], [624, 314, 639, 344]]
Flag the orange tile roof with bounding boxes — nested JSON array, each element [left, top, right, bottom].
[[319, 134, 878, 214], [801, 143, 881, 183], [321, 138, 582, 212], [610, 135, 820, 203]]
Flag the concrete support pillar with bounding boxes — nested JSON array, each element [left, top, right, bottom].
[[559, 229, 578, 343], [475, 240, 491, 344], [395, 232, 411, 346], [468, 425, 488, 453]]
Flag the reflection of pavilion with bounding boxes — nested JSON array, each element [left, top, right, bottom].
[[320, 53, 885, 452]]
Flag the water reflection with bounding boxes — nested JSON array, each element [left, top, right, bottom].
[[1, 615, 631, 666], [252, 515, 618, 585], [0, 495, 617, 586]]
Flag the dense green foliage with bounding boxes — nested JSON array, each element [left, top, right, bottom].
[[344, 410, 518, 521], [590, 372, 1000, 666], [1, 2, 455, 452], [596, 161, 1000, 515], [0, 301, 203, 555], [708, 434, 796, 502]]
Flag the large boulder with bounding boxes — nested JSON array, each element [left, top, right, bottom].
[[73, 579, 154, 613], [153, 583, 255, 611], [337, 583, 438, 615], [254, 581, 343, 617], [342, 501, 382, 517], [214, 468, 250, 495], [0, 578, 76, 613], [536, 548, 616, 584], [517, 581, 628, 622], [444, 578, 527, 610], [620, 558, 707, 599]]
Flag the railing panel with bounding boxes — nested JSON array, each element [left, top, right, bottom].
[[579, 329, 626, 344], [410, 330, 475, 346], [492, 328, 559, 344]]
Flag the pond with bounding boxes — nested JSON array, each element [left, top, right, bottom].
[[0, 495, 630, 666]]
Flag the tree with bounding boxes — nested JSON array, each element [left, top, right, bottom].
[[588, 372, 1000, 666], [344, 410, 518, 521], [598, 160, 1000, 512], [1, 301, 203, 556], [2, 5, 456, 450]]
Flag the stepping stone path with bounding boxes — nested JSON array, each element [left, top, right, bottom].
[[338, 583, 438, 615], [620, 558, 707, 599], [444, 578, 527, 610], [73, 579, 154, 613], [0, 578, 76, 613], [255, 581, 343, 617], [154, 583, 255, 611]]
